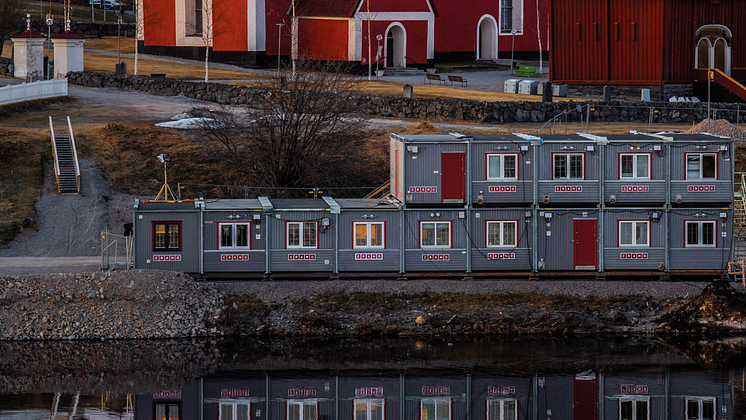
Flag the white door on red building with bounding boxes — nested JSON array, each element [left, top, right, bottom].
[[385, 24, 406, 68], [478, 16, 497, 60]]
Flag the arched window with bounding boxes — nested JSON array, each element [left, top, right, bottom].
[[695, 25, 731, 75]]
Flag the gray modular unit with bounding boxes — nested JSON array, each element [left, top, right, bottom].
[[536, 376, 573, 420], [390, 134, 469, 205], [604, 135, 668, 205], [603, 209, 666, 270], [404, 210, 468, 272], [336, 200, 401, 272], [470, 137, 534, 205], [337, 377, 401, 420], [268, 204, 336, 272], [668, 136, 733, 205], [134, 381, 201, 420], [536, 210, 599, 271], [203, 377, 267, 420], [203, 200, 266, 273], [133, 201, 201, 273], [602, 374, 666, 420], [404, 376, 468, 420], [537, 137, 601, 205], [669, 209, 733, 270], [470, 209, 534, 271], [268, 377, 336, 420], [470, 377, 531, 420], [668, 371, 732, 420]]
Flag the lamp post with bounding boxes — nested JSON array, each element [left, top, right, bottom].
[[376, 34, 382, 79], [46, 14, 53, 80], [276, 20, 285, 79], [117, 15, 122, 64], [511, 29, 517, 75]]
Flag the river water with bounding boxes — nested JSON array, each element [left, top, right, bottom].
[[1, 337, 744, 420]]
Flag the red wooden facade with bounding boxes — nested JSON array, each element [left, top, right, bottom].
[[550, 0, 746, 85]]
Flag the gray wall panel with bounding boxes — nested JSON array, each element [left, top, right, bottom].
[[203, 211, 264, 251], [203, 250, 266, 272], [670, 181, 733, 204], [406, 251, 467, 271], [338, 250, 400, 271], [669, 142, 732, 181], [402, 143, 468, 205], [471, 377, 532, 420], [669, 209, 732, 270], [537, 211, 599, 271], [605, 143, 667, 181], [337, 377, 401, 420], [471, 180, 534, 205], [404, 210, 468, 250], [605, 181, 666, 205], [134, 211, 201, 273], [538, 181, 600, 204], [270, 250, 335, 272], [268, 211, 335, 249], [604, 249, 665, 270], [471, 249, 532, 270], [471, 142, 534, 205], [537, 143, 600, 180]]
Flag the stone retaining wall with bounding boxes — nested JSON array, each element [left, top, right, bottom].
[[23, 19, 135, 38], [67, 71, 746, 124]]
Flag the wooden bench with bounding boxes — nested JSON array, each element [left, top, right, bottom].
[[447, 75, 467, 87], [515, 66, 536, 77], [424, 74, 445, 85]]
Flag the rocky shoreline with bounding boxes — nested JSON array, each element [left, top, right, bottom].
[[1, 270, 745, 340]]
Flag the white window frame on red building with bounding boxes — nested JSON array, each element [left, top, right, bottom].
[[218, 222, 251, 250], [486, 399, 518, 420], [618, 397, 650, 420], [618, 220, 650, 247], [353, 399, 385, 420], [287, 221, 318, 249], [486, 153, 519, 180], [354, 222, 385, 249], [498, 0, 523, 35], [619, 153, 651, 180], [420, 398, 451, 420], [486, 221, 518, 247], [420, 221, 452, 249], [685, 220, 716, 247]]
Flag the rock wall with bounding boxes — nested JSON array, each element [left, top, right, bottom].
[[67, 71, 746, 125], [24, 19, 135, 38]]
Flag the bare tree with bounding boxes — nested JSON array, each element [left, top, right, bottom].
[[182, 0, 227, 82], [535, 0, 542, 74], [197, 61, 374, 193], [0, 0, 24, 58]]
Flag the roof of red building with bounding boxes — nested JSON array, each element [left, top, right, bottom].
[[52, 31, 87, 39], [293, 0, 361, 18], [11, 30, 46, 39]]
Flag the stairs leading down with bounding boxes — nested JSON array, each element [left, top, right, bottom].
[[734, 172, 746, 261], [49, 116, 80, 195]]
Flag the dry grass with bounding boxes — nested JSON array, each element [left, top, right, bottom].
[[82, 53, 269, 80], [348, 80, 573, 102], [85, 36, 136, 54]]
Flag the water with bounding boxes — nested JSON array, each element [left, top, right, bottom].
[[1, 337, 744, 420]]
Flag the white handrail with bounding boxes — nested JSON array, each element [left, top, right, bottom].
[[48, 116, 61, 194], [67, 116, 81, 193], [0, 78, 68, 106]]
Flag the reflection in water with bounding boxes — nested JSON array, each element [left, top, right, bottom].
[[0, 337, 744, 420]]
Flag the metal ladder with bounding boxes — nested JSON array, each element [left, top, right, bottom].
[[49, 116, 80, 195], [733, 173, 746, 261]]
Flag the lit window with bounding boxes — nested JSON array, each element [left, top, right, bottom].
[[421, 399, 450, 420], [487, 399, 517, 420], [619, 398, 649, 420], [154, 222, 181, 251], [500, 0, 523, 34], [288, 401, 317, 420], [155, 403, 181, 420], [219, 223, 250, 250], [220, 402, 250, 420], [487, 154, 518, 180], [487, 221, 517, 247], [686, 153, 717, 179], [686, 397, 715, 420], [619, 221, 649, 247], [287, 222, 318, 249], [620, 154, 650, 179], [354, 222, 384, 248], [554, 153, 584, 179], [421, 222, 451, 248], [686, 221, 716, 247], [354, 399, 384, 420]]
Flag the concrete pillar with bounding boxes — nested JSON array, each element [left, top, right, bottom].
[[11, 31, 46, 81], [51, 31, 87, 79]]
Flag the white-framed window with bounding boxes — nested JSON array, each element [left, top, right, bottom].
[[553, 153, 584, 179], [287, 222, 318, 249], [619, 397, 649, 420], [487, 154, 518, 180], [686, 153, 717, 179], [155, 402, 181, 420], [354, 399, 384, 420], [354, 222, 384, 249], [420, 222, 451, 248], [421, 398, 450, 420], [219, 222, 250, 250], [487, 221, 517, 247], [487, 399, 518, 420], [620, 154, 650, 179], [220, 402, 250, 420], [686, 221, 716, 247], [288, 401, 317, 420], [686, 397, 716, 420], [499, 0, 523, 34], [618, 221, 650, 247]]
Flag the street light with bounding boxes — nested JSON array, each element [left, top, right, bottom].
[[511, 29, 517, 75], [46, 14, 53, 80], [117, 14, 122, 64], [155, 154, 175, 201], [376, 34, 382, 79], [276, 20, 285, 79]]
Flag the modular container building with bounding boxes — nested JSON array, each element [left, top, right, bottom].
[[469, 135, 535, 206], [337, 375, 402, 420], [537, 135, 601, 206], [202, 199, 268, 274], [133, 200, 202, 273], [470, 376, 532, 420], [668, 370, 734, 420], [666, 134, 734, 206], [335, 199, 401, 273], [469, 208, 534, 272], [268, 376, 337, 420], [134, 380, 201, 420], [404, 376, 469, 420], [202, 376, 267, 420], [603, 133, 668, 206], [403, 209, 468, 273], [601, 371, 668, 420]]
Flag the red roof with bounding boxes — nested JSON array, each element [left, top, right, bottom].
[[293, 0, 361, 18], [11, 30, 46, 39], [52, 31, 87, 40]]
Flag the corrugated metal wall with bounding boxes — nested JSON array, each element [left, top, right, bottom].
[[536, 376, 574, 420], [268, 211, 335, 273], [337, 377, 402, 420], [537, 142, 601, 206], [203, 211, 267, 273], [602, 374, 666, 420], [470, 377, 532, 420], [603, 209, 665, 270], [470, 209, 534, 271], [470, 142, 534, 206], [337, 210, 401, 272], [669, 142, 733, 204], [604, 142, 667, 205], [401, 143, 468, 205], [404, 210, 468, 272], [269, 378, 336, 420], [669, 209, 733, 270], [405, 377, 468, 420], [134, 211, 201, 273], [536, 210, 599, 271]]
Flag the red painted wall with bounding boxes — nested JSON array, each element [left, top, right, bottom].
[[364, 0, 432, 13], [298, 19, 349, 61], [213, 0, 247, 51], [143, 0, 175, 46], [265, 0, 292, 58]]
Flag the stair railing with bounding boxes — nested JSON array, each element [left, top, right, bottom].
[[48, 116, 61, 194], [365, 181, 391, 199], [67, 116, 81, 194]]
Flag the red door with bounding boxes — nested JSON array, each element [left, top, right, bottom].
[[441, 152, 465, 203], [573, 219, 597, 270], [573, 374, 598, 420]]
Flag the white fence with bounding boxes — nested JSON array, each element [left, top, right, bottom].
[[0, 78, 68, 106]]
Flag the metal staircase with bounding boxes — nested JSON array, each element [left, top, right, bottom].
[[49, 116, 80, 194], [365, 181, 391, 199], [733, 172, 746, 261]]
